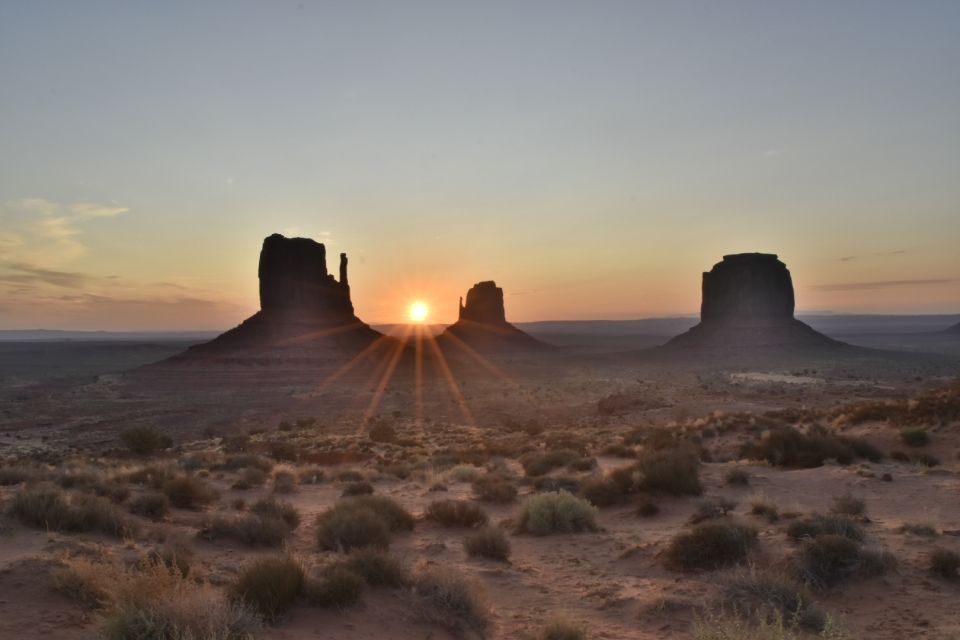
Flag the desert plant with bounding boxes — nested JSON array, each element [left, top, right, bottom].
[[128, 491, 170, 520], [472, 475, 518, 503], [220, 454, 273, 472], [520, 449, 580, 477], [341, 480, 374, 497], [229, 555, 304, 622], [635, 447, 702, 495], [533, 617, 587, 640], [900, 428, 930, 447], [203, 513, 292, 546], [721, 567, 826, 632], [750, 497, 780, 523], [898, 522, 938, 537], [689, 497, 738, 524], [666, 521, 758, 571], [251, 497, 300, 529], [315, 496, 414, 552], [425, 499, 489, 528], [120, 427, 172, 455], [793, 535, 892, 590], [786, 515, 863, 542], [0, 464, 42, 486], [929, 548, 960, 579], [305, 565, 365, 608], [515, 491, 598, 535], [829, 494, 866, 518], [412, 567, 490, 635], [638, 500, 660, 517], [342, 548, 409, 587], [465, 526, 511, 561], [146, 537, 195, 577], [9, 484, 134, 536], [162, 474, 218, 509], [725, 468, 751, 486], [449, 464, 482, 483]]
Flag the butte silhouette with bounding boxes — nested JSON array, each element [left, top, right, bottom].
[[665, 253, 842, 351], [438, 281, 547, 352], [168, 234, 383, 364]]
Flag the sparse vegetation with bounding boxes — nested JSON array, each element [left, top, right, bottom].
[[721, 568, 826, 632], [9, 483, 134, 536], [725, 467, 751, 486], [251, 497, 300, 529], [786, 515, 864, 542], [793, 535, 893, 590], [305, 565, 365, 608], [533, 617, 587, 640], [929, 548, 960, 579], [342, 548, 409, 587], [472, 474, 518, 503], [203, 512, 292, 546], [315, 496, 414, 552], [425, 499, 489, 528], [128, 491, 170, 520], [666, 521, 758, 571], [900, 428, 930, 447], [465, 526, 511, 561], [162, 474, 218, 509], [520, 449, 581, 476], [120, 426, 172, 455], [750, 497, 780, 523], [741, 425, 881, 468], [829, 494, 866, 518], [516, 491, 598, 535], [229, 555, 304, 622], [341, 480, 374, 496], [412, 566, 491, 635]]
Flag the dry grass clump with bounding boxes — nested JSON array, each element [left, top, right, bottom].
[[635, 446, 703, 495], [55, 470, 131, 503], [725, 467, 752, 486], [272, 468, 298, 494], [229, 555, 304, 622], [786, 515, 864, 542], [520, 449, 580, 477], [838, 383, 960, 427], [472, 474, 518, 503], [0, 463, 44, 485], [266, 440, 299, 462], [298, 466, 326, 484], [128, 491, 170, 520], [741, 425, 881, 468], [219, 454, 274, 472], [119, 426, 172, 455], [316, 496, 414, 552], [120, 464, 175, 489], [305, 564, 365, 608], [693, 608, 846, 640], [666, 521, 758, 571], [929, 548, 960, 579], [52, 556, 118, 608], [425, 499, 489, 528], [721, 567, 826, 632], [792, 534, 894, 590], [829, 494, 866, 518], [202, 512, 292, 547], [162, 474, 218, 509], [9, 483, 135, 536], [515, 491, 598, 536], [145, 536, 195, 577], [900, 428, 930, 447], [898, 522, 938, 537], [448, 464, 482, 483], [532, 617, 587, 640], [638, 500, 660, 517], [465, 526, 511, 562], [231, 467, 267, 490], [689, 497, 738, 524], [412, 566, 491, 636], [342, 548, 410, 587], [251, 497, 300, 529], [341, 480, 374, 496], [750, 497, 780, 523]]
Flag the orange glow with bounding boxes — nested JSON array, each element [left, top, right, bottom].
[[408, 301, 429, 323]]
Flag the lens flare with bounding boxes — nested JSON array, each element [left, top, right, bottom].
[[408, 301, 429, 323]]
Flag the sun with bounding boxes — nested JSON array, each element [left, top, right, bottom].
[[408, 301, 429, 323]]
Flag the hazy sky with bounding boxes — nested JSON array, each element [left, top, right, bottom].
[[1, 1, 958, 329]]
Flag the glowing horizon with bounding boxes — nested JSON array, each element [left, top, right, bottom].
[[1, 3, 958, 330]]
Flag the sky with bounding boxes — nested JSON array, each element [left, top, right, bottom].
[[1, 1, 958, 330]]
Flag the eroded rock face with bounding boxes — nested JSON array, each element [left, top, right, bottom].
[[258, 234, 353, 317], [701, 253, 795, 325], [458, 281, 507, 325], [666, 252, 841, 351]]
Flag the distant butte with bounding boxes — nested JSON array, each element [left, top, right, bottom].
[[665, 253, 842, 351], [168, 234, 382, 364], [439, 281, 548, 351]]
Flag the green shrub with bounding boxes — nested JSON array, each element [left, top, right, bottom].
[[448, 464, 482, 483], [9, 484, 134, 536], [741, 425, 880, 468], [425, 500, 489, 528], [929, 548, 960, 579], [128, 491, 170, 520], [120, 427, 172, 455], [721, 568, 826, 632], [465, 526, 511, 561], [516, 491, 598, 535], [229, 555, 304, 622], [900, 428, 930, 447], [413, 567, 490, 635], [793, 535, 893, 590], [315, 496, 413, 552], [635, 447, 702, 495], [342, 548, 409, 587], [162, 475, 218, 509], [666, 521, 758, 571], [305, 565, 365, 608], [786, 515, 863, 542]]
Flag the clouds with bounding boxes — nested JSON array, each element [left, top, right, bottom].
[[837, 249, 910, 263], [810, 278, 959, 292]]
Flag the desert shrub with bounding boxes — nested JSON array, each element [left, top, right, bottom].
[[890, 450, 911, 463], [900, 428, 930, 447], [635, 447, 702, 495], [128, 491, 170, 520], [315, 496, 413, 552], [666, 521, 758, 571], [741, 425, 880, 468], [448, 464, 482, 483], [929, 548, 960, 579], [601, 443, 636, 458], [53, 556, 116, 608], [220, 454, 273, 472], [912, 452, 940, 467], [567, 456, 597, 472], [750, 497, 780, 523], [693, 608, 844, 640], [425, 499, 489, 528], [231, 467, 266, 490], [412, 567, 490, 635], [120, 464, 175, 489], [829, 494, 865, 517], [0, 464, 42, 486], [786, 515, 863, 542], [337, 469, 365, 482], [266, 441, 298, 462], [162, 474, 218, 509], [898, 522, 937, 537], [272, 469, 298, 494], [9, 484, 134, 536], [368, 422, 397, 443], [55, 472, 131, 503], [298, 466, 326, 484], [793, 535, 893, 590], [472, 475, 518, 503], [305, 565, 365, 608], [689, 497, 738, 524], [638, 500, 660, 517], [229, 555, 304, 622], [516, 491, 598, 535], [146, 537, 195, 577], [520, 449, 580, 477], [102, 560, 259, 640], [465, 526, 511, 561], [725, 468, 751, 486], [341, 480, 374, 497], [343, 548, 409, 587], [721, 568, 826, 632], [251, 497, 300, 529], [120, 427, 172, 455], [533, 617, 586, 640], [580, 475, 626, 507], [203, 513, 291, 547]]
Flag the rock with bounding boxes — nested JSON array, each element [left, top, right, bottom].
[[666, 253, 842, 351], [439, 280, 548, 352], [166, 234, 383, 364]]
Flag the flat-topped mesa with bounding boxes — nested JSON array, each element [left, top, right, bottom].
[[665, 252, 841, 351], [258, 234, 353, 317], [701, 253, 795, 325], [458, 281, 507, 325]]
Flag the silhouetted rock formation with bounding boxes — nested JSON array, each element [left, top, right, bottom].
[[666, 253, 842, 351], [167, 234, 382, 364], [440, 281, 548, 351]]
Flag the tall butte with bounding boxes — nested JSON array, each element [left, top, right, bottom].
[[170, 234, 382, 363], [666, 253, 841, 351], [438, 281, 547, 351]]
